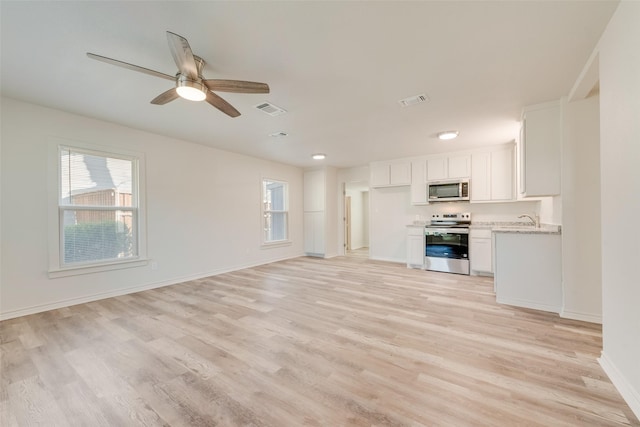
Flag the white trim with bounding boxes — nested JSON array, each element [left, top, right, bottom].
[[0, 254, 302, 321], [560, 308, 602, 324], [369, 256, 403, 264], [48, 137, 147, 273], [599, 351, 640, 421], [260, 240, 292, 249], [261, 177, 290, 245], [495, 296, 561, 314], [48, 258, 149, 279]]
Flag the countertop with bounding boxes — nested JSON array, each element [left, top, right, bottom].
[[473, 221, 561, 234], [407, 221, 561, 234]]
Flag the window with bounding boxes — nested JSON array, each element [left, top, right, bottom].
[[58, 146, 139, 267], [262, 179, 289, 244]]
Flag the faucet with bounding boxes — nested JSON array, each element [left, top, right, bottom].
[[518, 214, 540, 228]]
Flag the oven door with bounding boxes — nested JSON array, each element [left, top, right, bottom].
[[425, 228, 470, 274]]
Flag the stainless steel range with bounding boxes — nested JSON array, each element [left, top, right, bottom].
[[425, 212, 470, 275]]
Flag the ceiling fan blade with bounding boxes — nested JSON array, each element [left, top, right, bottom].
[[203, 80, 270, 94], [86, 53, 175, 81], [205, 91, 240, 118], [150, 88, 179, 105], [166, 31, 198, 79]]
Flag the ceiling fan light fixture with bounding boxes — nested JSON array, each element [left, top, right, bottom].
[[437, 130, 459, 140], [176, 76, 207, 101]]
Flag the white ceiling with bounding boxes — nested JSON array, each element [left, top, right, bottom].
[[0, 1, 617, 168]]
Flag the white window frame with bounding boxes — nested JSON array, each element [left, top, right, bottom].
[[48, 139, 147, 278], [261, 178, 290, 247]]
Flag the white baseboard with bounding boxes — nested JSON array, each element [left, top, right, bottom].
[[495, 296, 561, 314], [0, 254, 300, 321], [369, 255, 404, 264], [599, 351, 640, 421], [560, 308, 602, 324]]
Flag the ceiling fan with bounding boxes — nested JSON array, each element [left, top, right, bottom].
[[87, 31, 269, 118]]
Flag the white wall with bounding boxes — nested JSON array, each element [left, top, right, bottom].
[[362, 191, 370, 247], [324, 166, 339, 258], [0, 98, 304, 319], [598, 1, 640, 419], [561, 95, 602, 323]]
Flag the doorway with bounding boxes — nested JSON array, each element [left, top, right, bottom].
[[344, 182, 369, 258]]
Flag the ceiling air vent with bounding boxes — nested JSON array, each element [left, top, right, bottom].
[[269, 131, 289, 138], [255, 102, 287, 116], [398, 94, 429, 107]]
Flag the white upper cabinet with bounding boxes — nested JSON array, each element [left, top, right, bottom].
[[370, 161, 411, 187], [471, 152, 491, 201], [426, 157, 447, 181], [519, 100, 562, 197], [490, 146, 514, 201], [471, 144, 515, 202], [426, 155, 470, 181], [304, 169, 325, 211], [410, 160, 427, 205], [448, 155, 471, 179]]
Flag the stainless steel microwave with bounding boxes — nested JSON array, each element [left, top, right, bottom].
[[427, 179, 470, 202]]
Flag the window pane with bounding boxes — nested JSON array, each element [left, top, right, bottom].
[[60, 149, 133, 207], [262, 178, 288, 244], [264, 212, 287, 242], [63, 209, 135, 264], [263, 180, 286, 211]]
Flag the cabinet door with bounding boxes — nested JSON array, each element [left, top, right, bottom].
[[491, 147, 514, 201], [406, 234, 424, 268], [426, 158, 448, 181], [521, 102, 561, 197], [389, 162, 411, 185], [304, 170, 325, 211], [410, 160, 427, 204], [370, 164, 390, 187], [304, 212, 325, 255], [448, 155, 470, 178], [470, 237, 492, 273], [471, 152, 491, 201]]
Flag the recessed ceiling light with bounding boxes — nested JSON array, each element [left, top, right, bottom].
[[437, 130, 459, 140], [311, 153, 326, 160]]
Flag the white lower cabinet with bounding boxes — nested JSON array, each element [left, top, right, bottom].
[[304, 211, 325, 255], [470, 228, 492, 274], [406, 227, 424, 269], [494, 232, 562, 313]]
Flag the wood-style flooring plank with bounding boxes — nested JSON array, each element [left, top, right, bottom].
[[1, 255, 638, 426]]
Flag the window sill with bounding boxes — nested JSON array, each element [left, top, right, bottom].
[[261, 240, 292, 249], [48, 258, 149, 279]]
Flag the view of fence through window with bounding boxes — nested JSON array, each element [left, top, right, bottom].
[[262, 179, 288, 243], [60, 147, 137, 265]]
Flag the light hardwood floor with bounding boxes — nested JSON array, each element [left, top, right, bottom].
[[1, 256, 638, 426]]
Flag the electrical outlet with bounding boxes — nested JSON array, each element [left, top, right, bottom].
[[150, 261, 158, 270]]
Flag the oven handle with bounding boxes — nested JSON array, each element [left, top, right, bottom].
[[425, 228, 469, 235]]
